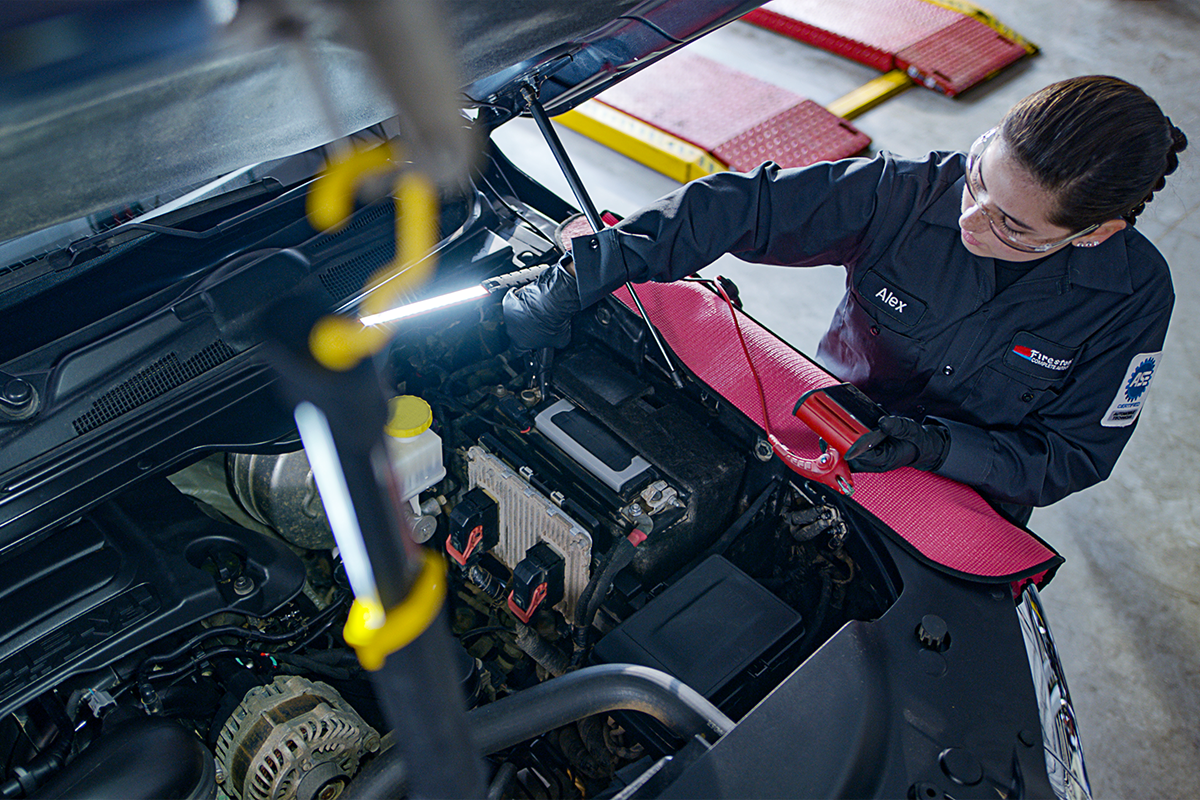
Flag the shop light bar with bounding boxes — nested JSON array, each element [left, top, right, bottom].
[[294, 401, 383, 627], [360, 284, 489, 326]]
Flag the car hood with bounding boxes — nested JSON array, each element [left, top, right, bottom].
[[0, 0, 761, 244]]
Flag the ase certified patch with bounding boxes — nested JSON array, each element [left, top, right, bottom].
[[1003, 332, 1079, 380], [859, 270, 926, 327], [1101, 351, 1162, 427]]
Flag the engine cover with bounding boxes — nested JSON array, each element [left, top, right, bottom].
[[0, 477, 306, 718]]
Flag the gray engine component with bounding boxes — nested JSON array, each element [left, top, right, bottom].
[[214, 675, 381, 800], [466, 445, 592, 621], [226, 451, 441, 550], [228, 451, 337, 550]]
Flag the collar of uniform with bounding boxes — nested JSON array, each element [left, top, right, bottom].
[[922, 167, 1134, 296], [1066, 230, 1133, 294]]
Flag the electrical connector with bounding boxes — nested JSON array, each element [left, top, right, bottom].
[[507, 542, 565, 623], [446, 488, 499, 566]]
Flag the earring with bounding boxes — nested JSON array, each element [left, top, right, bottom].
[[1074, 241, 1099, 248]]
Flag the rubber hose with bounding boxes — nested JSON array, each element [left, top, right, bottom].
[[342, 740, 407, 800], [29, 717, 213, 800], [468, 663, 734, 754], [0, 699, 74, 797], [486, 762, 517, 800], [344, 664, 732, 799]]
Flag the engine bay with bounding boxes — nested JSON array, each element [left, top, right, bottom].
[[0, 266, 904, 798]]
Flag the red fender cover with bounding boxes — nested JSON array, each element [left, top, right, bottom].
[[615, 281, 1061, 583]]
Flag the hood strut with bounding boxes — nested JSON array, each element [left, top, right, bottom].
[[521, 85, 685, 389]]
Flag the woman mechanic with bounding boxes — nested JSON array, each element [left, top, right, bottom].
[[503, 76, 1188, 523]]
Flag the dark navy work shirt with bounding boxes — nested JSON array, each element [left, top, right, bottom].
[[570, 152, 1174, 506]]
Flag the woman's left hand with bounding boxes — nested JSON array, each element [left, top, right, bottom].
[[846, 416, 950, 473]]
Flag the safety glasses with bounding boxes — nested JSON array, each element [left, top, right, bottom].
[[964, 128, 1098, 254]]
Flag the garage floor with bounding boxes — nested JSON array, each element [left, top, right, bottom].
[[494, 1, 1200, 796]]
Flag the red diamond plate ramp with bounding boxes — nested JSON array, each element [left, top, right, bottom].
[[593, 52, 870, 171], [896, 15, 1032, 96], [745, 0, 1035, 96], [613, 281, 1061, 584]]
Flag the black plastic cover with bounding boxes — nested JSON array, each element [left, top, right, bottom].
[[33, 716, 215, 800], [594, 556, 801, 699], [656, 527, 1057, 799], [0, 477, 306, 718]]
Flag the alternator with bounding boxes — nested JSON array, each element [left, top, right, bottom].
[[215, 675, 380, 800]]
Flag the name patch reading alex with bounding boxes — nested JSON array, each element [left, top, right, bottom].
[[1002, 332, 1079, 380], [860, 271, 926, 327], [1101, 351, 1161, 428]]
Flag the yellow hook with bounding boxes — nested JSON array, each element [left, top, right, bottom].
[[305, 144, 440, 371]]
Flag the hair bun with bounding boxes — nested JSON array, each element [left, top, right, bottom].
[[1168, 122, 1189, 154]]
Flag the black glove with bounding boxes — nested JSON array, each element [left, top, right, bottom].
[[502, 258, 581, 351], [845, 415, 950, 473]]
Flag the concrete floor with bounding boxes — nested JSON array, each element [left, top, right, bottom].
[[494, 2, 1200, 797]]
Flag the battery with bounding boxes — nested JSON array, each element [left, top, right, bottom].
[[534, 398, 653, 494]]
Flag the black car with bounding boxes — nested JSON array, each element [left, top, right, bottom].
[[0, 2, 1089, 798]]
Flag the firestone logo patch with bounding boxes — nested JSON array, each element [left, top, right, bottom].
[[1012, 345, 1073, 372]]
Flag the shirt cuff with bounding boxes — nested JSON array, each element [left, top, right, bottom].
[[928, 417, 994, 488], [571, 229, 631, 309]]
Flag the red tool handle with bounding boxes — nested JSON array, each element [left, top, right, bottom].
[[794, 387, 873, 456]]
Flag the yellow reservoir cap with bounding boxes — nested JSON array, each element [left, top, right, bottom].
[[385, 395, 433, 438]]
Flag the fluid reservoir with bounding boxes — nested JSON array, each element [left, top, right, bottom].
[[385, 395, 446, 501]]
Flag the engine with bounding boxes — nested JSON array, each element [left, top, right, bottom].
[[0, 289, 900, 800]]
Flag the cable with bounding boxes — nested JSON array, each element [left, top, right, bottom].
[[144, 647, 274, 684], [711, 278, 820, 478], [571, 529, 648, 665], [136, 594, 349, 680], [668, 478, 781, 584]]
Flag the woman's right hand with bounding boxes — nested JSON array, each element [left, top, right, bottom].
[[501, 256, 581, 351]]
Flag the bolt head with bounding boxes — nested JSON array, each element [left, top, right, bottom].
[[3, 379, 31, 405]]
